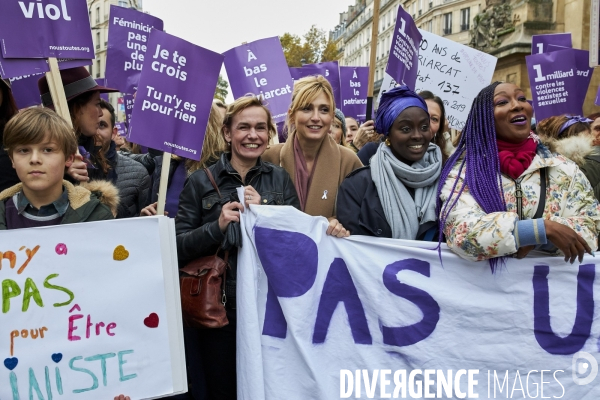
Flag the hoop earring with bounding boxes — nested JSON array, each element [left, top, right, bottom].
[[385, 138, 391, 147]]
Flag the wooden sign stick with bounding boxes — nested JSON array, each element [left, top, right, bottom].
[[366, 0, 381, 121], [156, 152, 172, 215], [45, 57, 73, 128]]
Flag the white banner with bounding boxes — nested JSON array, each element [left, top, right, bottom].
[[0, 217, 186, 399], [238, 206, 600, 399]]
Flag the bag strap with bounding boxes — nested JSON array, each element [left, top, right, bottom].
[[533, 167, 547, 219], [204, 167, 222, 199]]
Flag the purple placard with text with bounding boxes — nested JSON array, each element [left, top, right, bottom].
[[105, 6, 164, 94], [339, 66, 369, 122], [123, 94, 135, 126], [95, 79, 110, 101], [385, 6, 421, 90], [0, 52, 91, 80], [9, 73, 45, 109], [526, 48, 592, 121], [115, 122, 128, 136], [224, 37, 293, 123], [128, 30, 223, 160], [0, 0, 94, 59], [531, 33, 572, 55], [289, 61, 341, 109]]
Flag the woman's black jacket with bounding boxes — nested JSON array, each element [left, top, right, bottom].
[[175, 153, 300, 297]]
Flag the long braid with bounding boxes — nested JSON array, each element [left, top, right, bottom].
[[437, 82, 507, 272]]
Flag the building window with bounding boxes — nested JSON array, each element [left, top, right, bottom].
[[118, 0, 128, 7], [443, 12, 452, 35], [460, 8, 470, 31], [427, 20, 433, 32], [96, 60, 101, 78], [95, 6, 100, 23], [96, 32, 100, 49]]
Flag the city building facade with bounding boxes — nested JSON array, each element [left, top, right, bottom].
[[332, 0, 600, 117]]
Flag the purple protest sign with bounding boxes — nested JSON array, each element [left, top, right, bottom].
[[123, 94, 135, 127], [339, 66, 368, 122], [526, 48, 592, 121], [9, 73, 45, 109], [128, 30, 223, 160], [0, 0, 94, 59], [531, 33, 572, 54], [385, 6, 421, 90], [289, 61, 341, 108], [105, 6, 164, 94], [115, 122, 128, 136], [95, 79, 110, 101], [224, 37, 293, 123], [596, 86, 600, 106], [0, 52, 91, 80]]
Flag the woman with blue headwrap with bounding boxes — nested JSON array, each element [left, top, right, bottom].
[[336, 85, 442, 240]]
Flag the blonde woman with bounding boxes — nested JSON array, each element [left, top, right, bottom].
[[263, 75, 362, 237]]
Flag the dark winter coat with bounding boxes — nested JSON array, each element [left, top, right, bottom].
[[0, 125, 20, 192], [176, 153, 300, 298], [115, 153, 150, 218], [0, 180, 118, 229], [336, 166, 437, 240]]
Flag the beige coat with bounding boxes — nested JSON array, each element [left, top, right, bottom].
[[262, 133, 363, 218]]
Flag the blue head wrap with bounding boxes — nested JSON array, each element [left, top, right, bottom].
[[375, 85, 429, 136]]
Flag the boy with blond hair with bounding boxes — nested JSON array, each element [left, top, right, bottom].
[[0, 108, 118, 229]]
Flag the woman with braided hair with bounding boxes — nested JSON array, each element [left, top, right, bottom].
[[438, 82, 600, 270]]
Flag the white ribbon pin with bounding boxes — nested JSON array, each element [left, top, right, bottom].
[[322, 190, 328, 200]]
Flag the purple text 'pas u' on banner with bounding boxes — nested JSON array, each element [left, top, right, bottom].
[[223, 37, 293, 124], [128, 30, 223, 161], [289, 61, 342, 109], [105, 5, 164, 94], [526, 48, 592, 121], [385, 6, 421, 91], [0, 0, 94, 59], [339, 66, 369, 123]]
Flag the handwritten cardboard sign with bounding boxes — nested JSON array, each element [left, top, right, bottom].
[[0, 217, 186, 399], [128, 30, 223, 160], [105, 6, 164, 94], [414, 30, 497, 130], [224, 37, 293, 123], [0, 0, 94, 59]]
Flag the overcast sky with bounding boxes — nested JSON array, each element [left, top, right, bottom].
[[143, 0, 351, 102]]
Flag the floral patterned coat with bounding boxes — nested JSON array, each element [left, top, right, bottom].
[[439, 145, 600, 261]]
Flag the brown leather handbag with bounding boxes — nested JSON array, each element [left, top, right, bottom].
[[179, 168, 229, 329]]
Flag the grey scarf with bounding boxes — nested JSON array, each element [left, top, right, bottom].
[[370, 142, 442, 239]]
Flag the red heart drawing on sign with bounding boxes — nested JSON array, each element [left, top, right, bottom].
[[143, 313, 159, 328]]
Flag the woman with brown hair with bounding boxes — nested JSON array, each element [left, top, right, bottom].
[[176, 95, 299, 399], [38, 67, 119, 183], [262, 75, 362, 236]]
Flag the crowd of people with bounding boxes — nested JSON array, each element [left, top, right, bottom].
[[1, 66, 600, 399]]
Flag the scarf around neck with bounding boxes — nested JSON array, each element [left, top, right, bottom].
[[370, 142, 442, 239], [497, 137, 537, 179], [293, 135, 319, 212]]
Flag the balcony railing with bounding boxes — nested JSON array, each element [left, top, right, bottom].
[[460, 24, 469, 31], [443, 28, 452, 35]]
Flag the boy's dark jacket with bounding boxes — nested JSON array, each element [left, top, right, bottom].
[[0, 180, 119, 229]]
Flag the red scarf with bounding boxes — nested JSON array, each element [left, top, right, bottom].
[[496, 138, 537, 179]]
